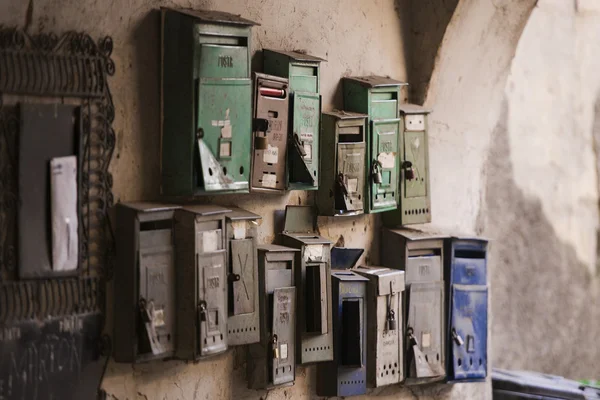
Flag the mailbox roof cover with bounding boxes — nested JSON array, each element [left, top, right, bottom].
[[120, 202, 181, 212], [355, 266, 406, 294], [344, 76, 408, 88], [258, 244, 300, 253], [181, 204, 231, 216], [161, 7, 259, 26], [389, 227, 448, 242], [226, 207, 262, 221], [254, 72, 288, 84], [323, 110, 368, 120], [399, 104, 432, 115], [331, 270, 369, 282], [282, 205, 317, 233], [331, 248, 364, 270], [263, 49, 326, 62]]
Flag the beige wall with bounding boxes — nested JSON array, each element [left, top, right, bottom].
[[1, 0, 599, 398]]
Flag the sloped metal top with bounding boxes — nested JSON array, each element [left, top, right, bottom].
[[386, 227, 448, 241], [120, 202, 181, 212], [324, 110, 368, 120], [355, 266, 405, 294], [331, 247, 364, 270], [344, 75, 408, 88], [258, 244, 300, 252], [399, 104, 432, 114], [181, 204, 231, 216], [226, 207, 262, 221], [263, 49, 326, 62], [162, 7, 259, 26]]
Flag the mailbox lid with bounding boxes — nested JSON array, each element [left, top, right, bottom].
[[120, 202, 181, 213], [323, 110, 368, 121], [264, 49, 326, 63], [226, 207, 262, 221], [344, 76, 408, 88], [182, 204, 232, 216], [355, 266, 405, 295], [331, 247, 363, 270], [282, 205, 329, 238], [162, 7, 259, 26], [331, 270, 369, 282], [399, 104, 432, 115], [450, 284, 488, 380]]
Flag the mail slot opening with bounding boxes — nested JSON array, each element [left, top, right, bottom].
[[140, 219, 173, 231], [197, 35, 248, 47], [298, 235, 320, 239], [341, 299, 361, 366], [408, 248, 441, 258], [305, 264, 325, 333], [338, 126, 363, 143], [454, 249, 486, 259]]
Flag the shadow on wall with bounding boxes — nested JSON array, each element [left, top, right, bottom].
[[394, 0, 459, 104], [480, 99, 600, 379]]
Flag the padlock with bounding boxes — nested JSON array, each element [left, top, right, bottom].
[[403, 161, 415, 180], [272, 334, 279, 359], [387, 309, 397, 331], [254, 135, 269, 150], [371, 161, 383, 184], [452, 328, 464, 346]]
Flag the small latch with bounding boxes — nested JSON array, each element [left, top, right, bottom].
[[402, 161, 415, 180], [272, 334, 279, 359], [253, 118, 270, 133], [293, 133, 307, 157], [452, 328, 464, 346], [386, 281, 397, 331], [198, 300, 208, 322], [371, 160, 383, 184], [228, 273, 241, 282]]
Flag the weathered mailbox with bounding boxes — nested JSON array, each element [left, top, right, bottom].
[[280, 205, 333, 364], [343, 76, 408, 214], [161, 8, 258, 196], [251, 73, 290, 193], [316, 270, 368, 397], [384, 104, 432, 226], [247, 245, 298, 389], [355, 265, 406, 387], [114, 203, 180, 363], [226, 207, 261, 346], [174, 205, 231, 360], [316, 111, 367, 216], [381, 228, 446, 385], [263, 50, 325, 190], [444, 237, 488, 382]]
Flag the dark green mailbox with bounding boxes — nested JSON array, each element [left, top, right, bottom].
[[343, 76, 408, 214], [263, 50, 325, 191], [161, 8, 258, 196], [317, 111, 367, 216]]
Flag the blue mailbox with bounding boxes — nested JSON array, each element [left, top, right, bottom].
[[445, 237, 488, 382], [316, 266, 368, 397]]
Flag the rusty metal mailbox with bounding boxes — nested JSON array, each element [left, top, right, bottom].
[[280, 205, 333, 364], [161, 8, 258, 196], [343, 76, 408, 214], [174, 205, 231, 360], [355, 265, 406, 387], [114, 203, 180, 363], [444, 237, 488, 382], [263, 50, 325, 190], [226, 207, 261, 346], [384, 104, 432, 226], [316, 270, 368, 397], [247, 245, 298, 389], [381, 228, 446, 385], [251, 73, 289, 193], [316, 111, 367, 216]]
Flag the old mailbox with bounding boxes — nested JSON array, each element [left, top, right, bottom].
[[280, 205, 333, 364], [174, 205, 231, 360], [226, 207, 261, 346], [316, 111, 367, 216], [316, 270, 368, 397], [263, 50, 325, 190], [114, 203, 180, 363], [251, 73, 290, 193], [381, 228, 446, 385], [355, 265, 406, 387], [444, 237, 488, 382], [343, 76, 408, 214], [384, 104, 432, 226], [247, 245, 298, 389], [161, 8, 258, 196]]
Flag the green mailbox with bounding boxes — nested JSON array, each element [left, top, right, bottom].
[[263, 50, 325, 191], [343, 76, 408, 214], [384, 104, 432, 225], [161, 8, 258, 196]]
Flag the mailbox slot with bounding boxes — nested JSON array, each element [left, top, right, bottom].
[[341, 299, 362, 367], [305, 263, 327, 334]]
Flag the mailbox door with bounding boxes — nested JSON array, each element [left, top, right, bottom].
[[271, 287, 296, 386], [403, 129, 428, 199], [452, 254, 487, 286], [196, 79, 251, 192], [450, 284, 487, 380], [375, 293, 402, 386], [289, 91, 321, 188], [138, 245, 176, 356], [406, 281, 445, 379], [337, 142, 365, 212], [369, 119, 400, 212], [230, 239, 255, 316]]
